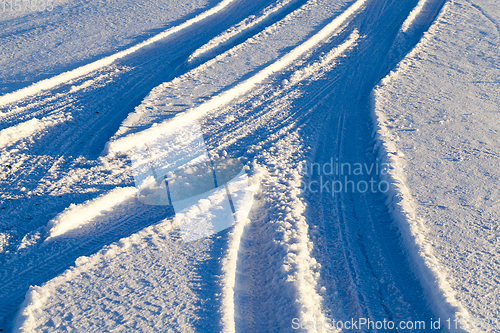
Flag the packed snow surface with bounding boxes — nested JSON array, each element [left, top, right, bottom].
[[0, 0, 499, 332]]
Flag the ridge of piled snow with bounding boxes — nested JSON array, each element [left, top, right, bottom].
[[14, 219, 179, 333], [371, 90, 471, 331], [220, 168, 260, 333], [5, 0, 494, 330], [10, 0, 363, 328], [13, 286, 51, 333], [46, 187, 137, 240], [401, 0, 432, 33], [188, 0, 300, 62]]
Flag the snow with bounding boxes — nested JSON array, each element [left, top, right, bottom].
[[13, 219, 202, 333], [46, 187, 137, 240], [0, 113, 71, 149], [401, 0, 430, 33], [188, 0, 301, 62], [1, 0, 499, 331], [374, 0, 500, 329], [105, 0, 365, 156], [0, 0, 239, 107], [7, 0, 365, 329]]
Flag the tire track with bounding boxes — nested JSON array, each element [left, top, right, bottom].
[[1, 0, 455, 331], [303, 0, 452, 331]]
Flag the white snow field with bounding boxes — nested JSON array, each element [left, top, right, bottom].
[[0, 0, 498, 331]]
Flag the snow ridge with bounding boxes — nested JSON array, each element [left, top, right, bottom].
[[220, 170, 260, 333], [222, 32, 359, 332], [14, 219, 177, 333], [45, 187, 137, 240], [13, 286, 51, 333], [371, 92, 470, 331], [401, 0, 431, 33], [371, 6, 472, 327], [0, 113, 71, 149], [391, 0, 447, 58]]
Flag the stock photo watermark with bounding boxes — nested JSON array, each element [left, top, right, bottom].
[[300, 158, 391, 195], [1, 0, 54, 12], [130, 121, 252, 243], [292, 317, 500, 331]]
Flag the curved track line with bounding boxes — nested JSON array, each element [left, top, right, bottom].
[[372, 102, 470, 330], [1, 0, 464, 331], [220, 175, 259, 333], [13, 218, 178, 333], [46, 187, 137, 240], [215, 31, 359, 333], [1, 200, 174, 332], [291, 0, 461, 330]]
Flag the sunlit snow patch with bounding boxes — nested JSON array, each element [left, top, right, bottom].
[[46, 187, 137, 240], [131, 121, 251, 242]]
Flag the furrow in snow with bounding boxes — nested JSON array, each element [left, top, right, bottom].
[[99, 3, 366, 328], [2, 0, 450, 331], [210, 34, 358, 333], [288, 0, 457, 329], [1, 6, 360, 327], [208, 31, 360, 155]]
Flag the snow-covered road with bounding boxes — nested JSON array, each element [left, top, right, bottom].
[[1, 0, 497, 331]]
